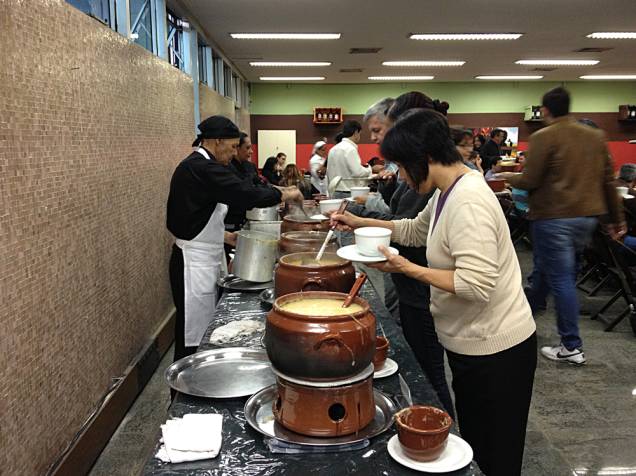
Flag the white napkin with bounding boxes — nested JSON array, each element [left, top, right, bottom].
[[209, 319, 264, 345], [155, 413, 223, 464]]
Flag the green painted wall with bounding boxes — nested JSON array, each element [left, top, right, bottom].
[[250, 81, 636, 114]]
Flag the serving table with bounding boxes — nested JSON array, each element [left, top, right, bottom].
[[142, 283, 482, 475]]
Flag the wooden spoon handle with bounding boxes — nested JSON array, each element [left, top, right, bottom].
[[342, 273, 367, 308]]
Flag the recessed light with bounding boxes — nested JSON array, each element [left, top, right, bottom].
[[410, 33, 522, 41], [475, 75, 543, 80], [580, 75, 636, 80], [259, 76, 325, 81], [250, 62, 332, 67], [368, 76, 434, 81], [382, 61, 465, 67], [516, 60, 599, 66], [231, 33, 341, 40], [587, 32, 636, 39]]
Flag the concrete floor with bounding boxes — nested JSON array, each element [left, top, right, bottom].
[[90, 247, 636, 476]]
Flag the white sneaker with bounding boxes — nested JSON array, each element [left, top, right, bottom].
[[540, 344, 586, 365]]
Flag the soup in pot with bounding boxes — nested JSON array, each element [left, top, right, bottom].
[[286, 257, 343, 267], [280, 298, 364, 316]]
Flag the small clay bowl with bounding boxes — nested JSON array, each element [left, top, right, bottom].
[[373, 336, 389, 370], [394, 405, 452, 462]]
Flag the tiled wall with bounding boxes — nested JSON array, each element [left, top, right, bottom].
[[0, 2, 205, 473]]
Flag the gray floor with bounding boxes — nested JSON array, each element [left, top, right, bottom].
[[90, 247, 636, 476]]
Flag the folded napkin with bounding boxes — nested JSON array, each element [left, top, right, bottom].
[[209, 319, 264, 345], [156, 413, 223, 464]]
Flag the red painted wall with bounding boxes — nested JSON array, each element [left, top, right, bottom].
[[252, 141, 636, 172]]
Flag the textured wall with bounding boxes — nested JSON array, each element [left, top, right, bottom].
[[199, 84, 235, 121], [0, 1, 196, 474]]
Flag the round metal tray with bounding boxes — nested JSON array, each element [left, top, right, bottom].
[[244, 385, 397, 446], [217, 274, 274, 292], [272, 364, 374, 388], [165, 348, 275, 398]]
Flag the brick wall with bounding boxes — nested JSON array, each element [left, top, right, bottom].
[[0, 1, 202, 473]]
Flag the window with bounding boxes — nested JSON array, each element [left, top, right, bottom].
[[66, 0, 113, 26], [223, 63, 232, 98], [130, 0, 153, 52], [198, 44, 207, 84], [213, 55, 224, 94], [167, 10, 186, 71]]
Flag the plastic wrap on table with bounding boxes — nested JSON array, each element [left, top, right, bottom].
[[265, 437, 370, 454], [143, 283, 483, 475]]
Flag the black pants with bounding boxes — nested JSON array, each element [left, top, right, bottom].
[[446, 333, 537, 476], [169, 245, 198, 362], [399, 302, 455, 420]]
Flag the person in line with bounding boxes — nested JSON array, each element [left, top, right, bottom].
[[326, 120, 372, 198], [279, 164, 312, 199], [503, 87, 625, 364], [332, 109, 537, 476], [346, 92, 455, 418], [473, 133, 486, 154], [480, 128, 505, 171], [261, 156, 282, 185], [452, 128, 484, 174], [309, 140, 328, 195], [166, 116, 303, 362]]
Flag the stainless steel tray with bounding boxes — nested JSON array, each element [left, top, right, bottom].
[[217, 274, 274, 292], [165, 348, 275, 398], [244, 385, 397, 446]]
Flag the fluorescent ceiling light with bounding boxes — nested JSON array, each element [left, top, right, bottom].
[[250, 62, 331, 67], [382, 61, 465, 67], [410, 33, 522, 41], [231, 33, 340, 40], [516, 60, 599, 66], [368, 76, 434, 80], [587, 32, 636, 39], [259, 76, 325, 81], [580, 75, 636, 80], [475, 75, 543, 80]]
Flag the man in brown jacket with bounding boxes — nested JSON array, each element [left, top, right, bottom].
[[504, 87, 624, 365]]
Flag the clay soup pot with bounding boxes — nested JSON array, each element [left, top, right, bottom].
[[278, 231, 337, 257], [394, 405, 453, 462], [280, 214, 330, 234], [274, 252, 356, 297], [373, 336, 389, 370]]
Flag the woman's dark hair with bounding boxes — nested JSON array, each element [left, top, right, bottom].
[[542, 86, 570, 117], [262, 156, 278, 173], [388, 91, 449, 122], [380, 109, 462, 187], [474, 134, 486, 146], [342, 120, 362, 138], [451, 128, 473, 145], [239, 132, 249, 147], [276, 152, 287, 159], [367, 156, 384, 167], [490, 128, 505, 139], [334, 132, 344, 143]]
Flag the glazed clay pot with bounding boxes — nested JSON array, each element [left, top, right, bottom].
[[486, 179, 506, 192], [280, 214, 330, 233], [373, 336, 389, 370], [395, 405, 453, 462], [273, 375, 375, 437], [265, 291, 376, 380], [274, 252, 356, 297], [278, 231, 337, 257]]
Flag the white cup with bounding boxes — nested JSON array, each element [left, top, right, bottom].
[[617, 186, 629, 197], [319, 198, 344, 215], [350, 186, 370, 199], [354, 227, 392, 257]]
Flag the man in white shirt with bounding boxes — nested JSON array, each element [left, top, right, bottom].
[[327, 120, 372, 196], [309, 140, 328, 195]]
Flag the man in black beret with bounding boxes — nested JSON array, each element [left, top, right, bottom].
[[167, 116, 302, 361]]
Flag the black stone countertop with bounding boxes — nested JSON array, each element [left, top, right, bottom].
[[142, 284, 482, 475]]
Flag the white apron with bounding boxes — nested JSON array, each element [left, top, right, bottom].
[[175, 147, 228, 347]]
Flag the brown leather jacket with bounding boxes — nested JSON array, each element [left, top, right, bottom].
[[508, 116, 623, 223]]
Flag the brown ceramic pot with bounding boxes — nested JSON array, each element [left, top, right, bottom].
[[274, 252, 356, 297], [272, 375, 375, 437], [265, 291, 376, 380], [278, 231, 337, 256], [395, 405, 453, 462], [280, 214, 330, 233], [373, 336, 389, 370], [486, 179, 506, 192]]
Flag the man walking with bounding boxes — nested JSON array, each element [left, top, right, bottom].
[[505, 87, 624, 365]]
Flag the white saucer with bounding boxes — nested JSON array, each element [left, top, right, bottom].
[[373, 358, 398, 378], [622, 195, 634, 200], [310, 214, 329, 220], [387, 434, 473, 473], [337, 245, 399, 263]]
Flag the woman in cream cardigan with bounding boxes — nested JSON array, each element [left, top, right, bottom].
[[332, 108, 536, 476]]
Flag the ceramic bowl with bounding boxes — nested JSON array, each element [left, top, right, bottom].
[[373, 336, 389, 370], [350, 186, 370, 199], [319, 198, 345, 215], [394, 405, 453, 462], [354, 227, 392, 257]]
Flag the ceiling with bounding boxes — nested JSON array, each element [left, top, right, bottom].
[[178, 0, 636, 83]]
